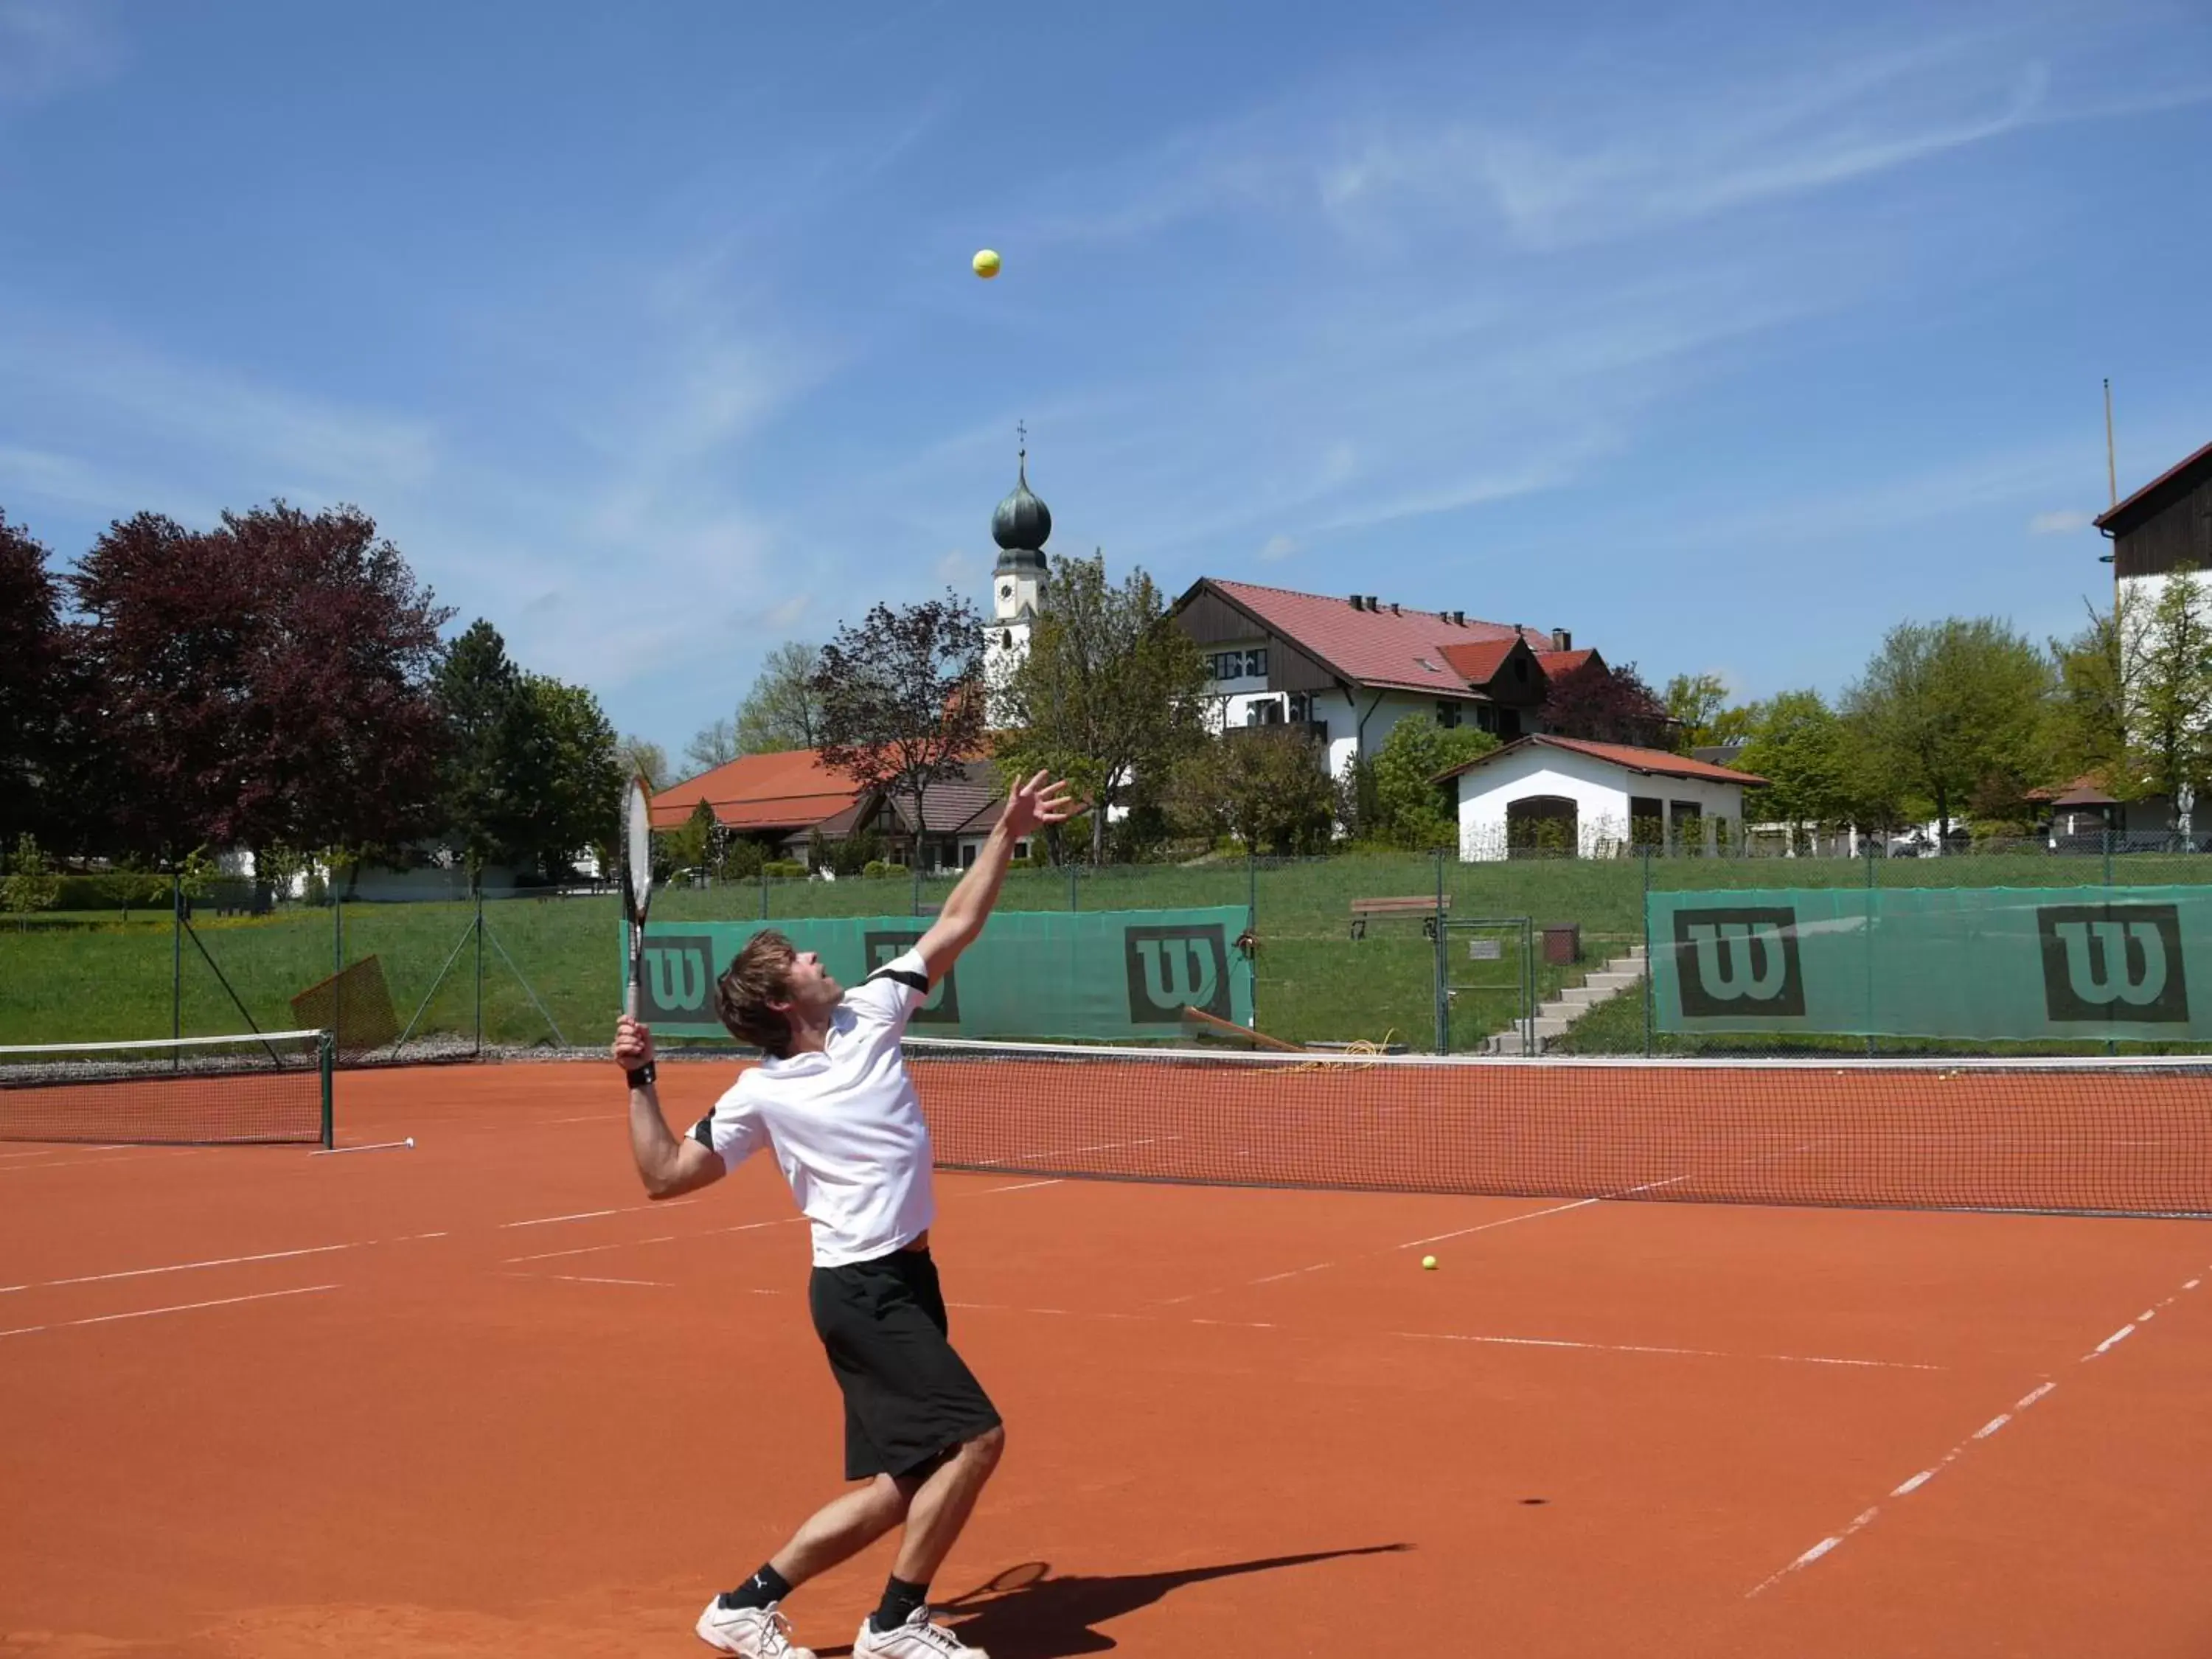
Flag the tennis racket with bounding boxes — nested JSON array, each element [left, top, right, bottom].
[[620, 774, 654, 1018]]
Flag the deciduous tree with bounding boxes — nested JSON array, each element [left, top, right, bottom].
[[992, 552, 1209, 863], [736, 641, 826, 754], [0, 512, 62, 848], [1541, 658, 1674, 748], [1367, 716, 1498, 849], [1842, 618, 2053, 842], [815, 593, 985, 860], [72, 502, 449, 865]]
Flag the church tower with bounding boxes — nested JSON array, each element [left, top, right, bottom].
[[982, 434, 1051, 728]]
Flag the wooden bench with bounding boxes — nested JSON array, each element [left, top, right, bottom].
[[1349, 894, 1450, 939]]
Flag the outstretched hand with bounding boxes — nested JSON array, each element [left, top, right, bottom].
[[998, 770, 1080, 841]]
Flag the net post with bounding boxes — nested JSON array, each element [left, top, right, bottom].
[[319, 1030, 335, 1149]]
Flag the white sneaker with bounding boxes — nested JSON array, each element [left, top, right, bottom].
[[696, 1598, 816, 1658], [852, 1605, 988, 1658]]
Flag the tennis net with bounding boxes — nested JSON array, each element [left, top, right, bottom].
[[902, 1039, 2212, 1219], [0, 1030, 334, 1147]]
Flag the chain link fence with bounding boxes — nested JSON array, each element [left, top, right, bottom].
[[6, 836, 2209, 1060]]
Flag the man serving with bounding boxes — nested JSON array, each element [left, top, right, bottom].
[[612, 770, 1077, 1659]]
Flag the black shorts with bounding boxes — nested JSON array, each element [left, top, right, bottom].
[[807, 1248, 1001, 1482]]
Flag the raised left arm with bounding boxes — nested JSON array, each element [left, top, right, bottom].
[[914, 769, 1077, 984]]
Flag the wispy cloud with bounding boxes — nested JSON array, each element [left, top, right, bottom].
[[1257, 534, 1296, 562], [2029, 509, 2097, 535], [0, 0, 120, 110], [0, 312, 437, 506]]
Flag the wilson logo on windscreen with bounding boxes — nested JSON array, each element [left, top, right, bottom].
[[863, 931, 959, 1023], [1123, 925, 1233, 1024], [2037, 905, 2188, 1023], [1672, 907, 1806, 1018], [640, 933, 717, 1018]]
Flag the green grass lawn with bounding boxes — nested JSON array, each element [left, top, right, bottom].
[[6, 849, 2208, 1057]]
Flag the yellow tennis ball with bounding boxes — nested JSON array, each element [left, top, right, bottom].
[[1422, 1255, 1439, 1271], [973, 248, 1001, 279]]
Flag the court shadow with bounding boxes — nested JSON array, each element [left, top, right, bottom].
[[814, 1544, 1411, 1657]]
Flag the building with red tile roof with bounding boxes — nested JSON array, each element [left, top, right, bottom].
[[1167, 577, 1643, 782], [1435, 734, 1766, 860]]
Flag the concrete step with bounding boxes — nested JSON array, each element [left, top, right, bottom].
[[1583, 972, 1643, 995]]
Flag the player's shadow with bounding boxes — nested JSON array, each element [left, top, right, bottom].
[[815, 1544, 1411, 1657]]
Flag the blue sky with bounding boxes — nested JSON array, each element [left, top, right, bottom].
[[4, 0, 2209, 763]]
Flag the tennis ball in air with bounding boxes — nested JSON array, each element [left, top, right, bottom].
[[973, 248, 1001, 279], [1422, 1255, 1439, 1271]]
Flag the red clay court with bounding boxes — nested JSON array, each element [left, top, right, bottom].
[[4, 1053, 2211, 1658]]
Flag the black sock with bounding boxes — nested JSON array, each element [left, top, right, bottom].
[[718, 1562, 793, 1611], [871, 1575, 929, 1632]]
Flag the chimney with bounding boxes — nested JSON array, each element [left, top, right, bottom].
[[1552, 627, 1572, 651], [1453, 611, 1466, 626], [1347, 593, 1362, 608], [1390, 602, 1400, 616], [1364, 595, 1379, 611]]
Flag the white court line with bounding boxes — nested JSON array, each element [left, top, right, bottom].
[[967, 1178, 1065, 1196], [4, 1240, 365, 1294], [0, 1147, 212, 1173], [0, 1144, 132, 1161], [1151, 1196, 1606, 1309], [1747, 1264, 2209, 1597], [552, 1275, 669, 1287], [501, 1200, 695, 1229], [501, 1215, 798, 1265], [1395, 1329, 1944, 1372], [0, 1282, 338, 1340]]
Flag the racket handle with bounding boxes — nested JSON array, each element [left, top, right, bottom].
[[625, 981, 640, 1019]]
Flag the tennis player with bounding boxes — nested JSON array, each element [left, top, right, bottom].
[[613, 769, 1077, 1659]]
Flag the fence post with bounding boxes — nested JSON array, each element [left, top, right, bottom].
[[1068, 861, 1079, 912], [2102, 827, 2112, 886], [759, 866, 768, 921], [1641, 847, 1652, 1058], [912, 863, 923, 919], [1433, 849, 1449, 1054], [1247, 852, 1257, 922], [1865, 849, 1877, 1058], [474, 886, 485, 1056], [332, 894, 344, 1056], [171, 871, 183, 1053]]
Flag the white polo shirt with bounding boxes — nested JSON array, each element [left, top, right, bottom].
[[689, 950, 936, 1268]]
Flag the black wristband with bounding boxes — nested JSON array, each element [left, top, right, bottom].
[[625, 1061, 656, 1090]]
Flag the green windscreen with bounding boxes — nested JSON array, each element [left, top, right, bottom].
[[629, 908, 1256, 1042], [1650, 885, 2212, 1041]]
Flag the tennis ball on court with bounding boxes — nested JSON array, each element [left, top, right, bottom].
[[406, 1137, 415, 1149], [1422, 1255, 1439, 1271], [973, 248, 1001, 278]]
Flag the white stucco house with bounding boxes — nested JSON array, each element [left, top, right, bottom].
[[1438, 734, 1767, 861], [1166, 578, 1639, 780]]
